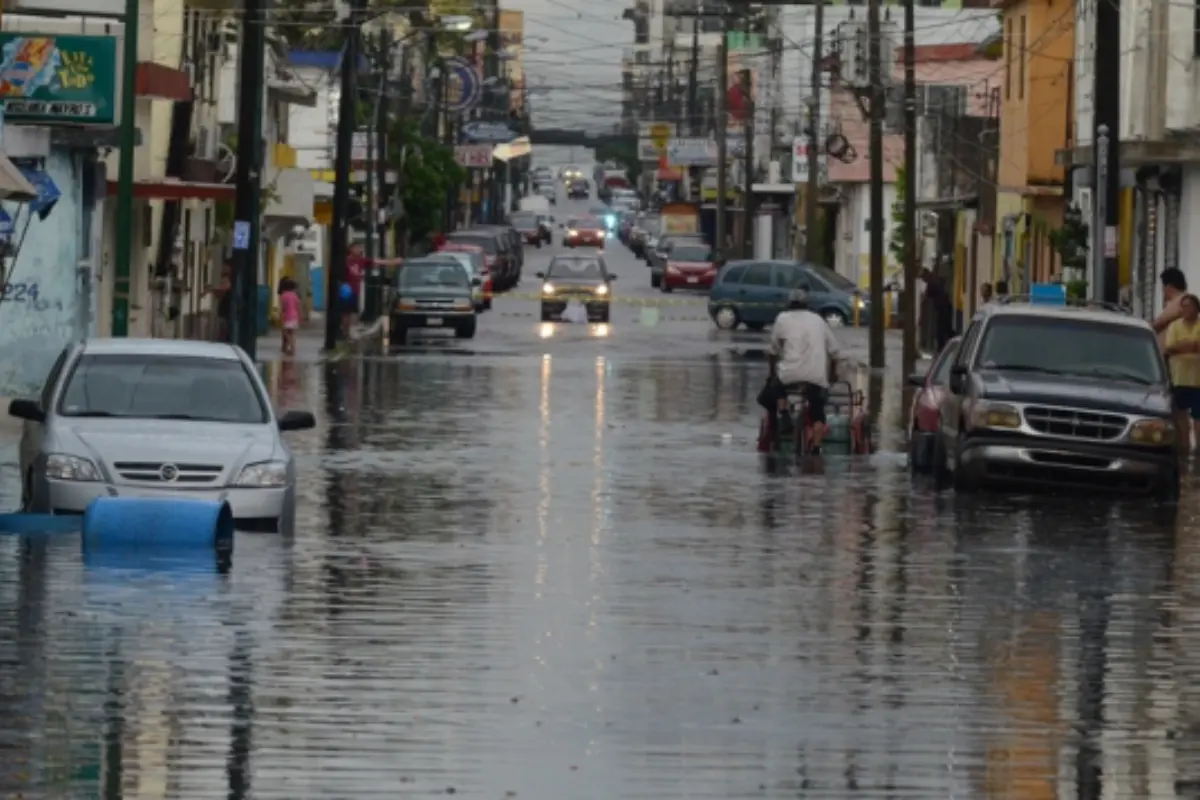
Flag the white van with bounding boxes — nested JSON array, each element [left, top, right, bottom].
[[519, 195, 551, 213]]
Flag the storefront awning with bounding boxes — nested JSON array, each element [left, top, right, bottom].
[[0, 156, 38, 203], [17, 163, 61, 218], [104, 179, 235, 202]]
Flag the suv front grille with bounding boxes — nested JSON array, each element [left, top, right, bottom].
[[113, 462, 222, 483], [1023, 406, 1127, 441]]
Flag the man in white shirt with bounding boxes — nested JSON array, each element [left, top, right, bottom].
[[768, 289, 842, 453]]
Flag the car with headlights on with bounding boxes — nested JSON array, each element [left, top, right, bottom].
[[563, 216, 607, 248], [11, 338, 316, 533], [567, 180, 589, 199], [391, 258, 480, 343], [538, 254, 616, 323], [934, 299, 1178, 497]]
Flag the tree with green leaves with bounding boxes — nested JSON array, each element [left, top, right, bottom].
[[889, 166, 907, 268], [387, 118, 466, 246]]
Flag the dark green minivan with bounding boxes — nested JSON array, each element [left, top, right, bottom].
[[390, 259, 480, 344]]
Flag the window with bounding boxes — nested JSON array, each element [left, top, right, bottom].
[[399, 262, 470, 288], [548, 259, 604, 280], [807, 264, 857, 292], [671, 244, 712, 262], [450, 235, 497, 255], [720, 264, 748, 284], [931, 339, 962, 384], [1017, 16, 1026, 100], [957, 319, 984, 367], [742, 263, 773, 286], [58, 354, 268, 424], [40, 348, 70, 409], [975, 316, 1166, 385], [772, 264, 808, 288], [1004, 18, 1012, 100]]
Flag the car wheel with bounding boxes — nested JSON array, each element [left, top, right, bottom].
[[455, 319, 477, 339], [650, 273, 661, 288], [712, 304, 740, 330], [389, 323, 408, 346], [540, 305, 554, 322], [951, 436, 977, 492], [823, 309, 848, 327], [599, 307, 611, 323], [932, 436, 952, 489], [661, 281, 672, 293], [908, 430, 925, 472], [1156, 466, 1181, 501]]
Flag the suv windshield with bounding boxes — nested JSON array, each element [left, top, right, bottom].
[[548, 258, 604, 280], [977, 316, 1166, 384], [58, 354, 267, 423], [450, 235, 497, 254], [809, 264, 857, 292], [400, 262, 470, 288]]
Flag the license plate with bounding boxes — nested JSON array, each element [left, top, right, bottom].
[[426, 317, 443, 326], [687, 277, 698, 284]]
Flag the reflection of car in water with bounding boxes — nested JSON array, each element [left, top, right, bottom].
[[391, 258, 480, 343], [933, 300, 1178, 497], [12, 338, 316, 533], [907, 336, 961, 471], [539, 253, 615, 323]]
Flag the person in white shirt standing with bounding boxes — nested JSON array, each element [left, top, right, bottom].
[[767, 289, 842, 454]]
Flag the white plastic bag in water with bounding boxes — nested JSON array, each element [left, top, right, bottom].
[[562, 300, 588, 324]]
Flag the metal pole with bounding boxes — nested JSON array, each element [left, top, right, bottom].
[[740, 67, 754, 259], [901, 0, 917, 373], [804, 0, 824, 265], [1094, 0, 1121, 304], [372, 29, 392, 319], [111, 0, 140, 336], [324, 0, 365, 351], [714, 16, 728, 262], [231, 0, 266, 357], [1093, 125, 1109, 302], [867, 0, 885, 369]]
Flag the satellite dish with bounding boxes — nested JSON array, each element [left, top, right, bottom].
[[216, 143, 236, 183]]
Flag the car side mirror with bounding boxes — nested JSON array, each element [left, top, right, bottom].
[[948, 366, 967, 394], [472, 277, 482, 286], [278, 409, 316, 432], [535, 271, 545, 279], [8, 397, 43, 423], [907, 372, 926, 388]]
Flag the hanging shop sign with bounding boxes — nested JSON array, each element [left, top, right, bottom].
[[443, 56, 482, 114], [461, 120, 518, 144], [0, 34, 118, 125], [455, 144, 494, 168]]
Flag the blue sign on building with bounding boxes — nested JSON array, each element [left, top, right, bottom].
[[233, 220, 250, 250]]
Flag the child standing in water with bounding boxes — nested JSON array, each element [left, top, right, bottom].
[[279, 278, 301, 356]]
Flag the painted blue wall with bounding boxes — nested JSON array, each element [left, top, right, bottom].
[[0, 150, 81, 397]]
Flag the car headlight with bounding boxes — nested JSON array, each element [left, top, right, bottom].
[[453, 299, 473, 310], [1129, 418, 1175, 445], [968, 401, 1022, 430], [45, 453, 100, 482], [397, 300, 417, 310], [235, 461, 288, 488], [567, 229, 577, 236], [595, 284, 609, 296], [605, 215, 615, 227], [853, 296, 866, 308], [542, 283, 555, 295]]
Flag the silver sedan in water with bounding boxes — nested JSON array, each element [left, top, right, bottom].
[[10, 338, 316, 533]]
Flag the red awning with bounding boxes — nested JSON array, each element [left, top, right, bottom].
[[105, 179, 235, 201], [135, 63, 192, 102]]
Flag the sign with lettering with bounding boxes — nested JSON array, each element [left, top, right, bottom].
[[455, 144, 494, 168], [0, 34, 118, 125]]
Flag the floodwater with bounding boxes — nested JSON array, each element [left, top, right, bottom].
[[1, 222, 1197, 799]]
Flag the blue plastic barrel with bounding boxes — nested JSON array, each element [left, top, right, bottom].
[[311, 265, 326, 311], [81, 497, 234, 552]]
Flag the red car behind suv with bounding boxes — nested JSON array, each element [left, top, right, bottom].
[[660, 242, 716, 292]]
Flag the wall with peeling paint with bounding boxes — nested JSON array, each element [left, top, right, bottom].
[[0, 150, 81, 398]]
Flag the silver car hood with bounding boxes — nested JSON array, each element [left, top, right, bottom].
[[49, 417, 282, 480]]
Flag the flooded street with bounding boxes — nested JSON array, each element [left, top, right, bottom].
[[1, 219, 1198, 798]]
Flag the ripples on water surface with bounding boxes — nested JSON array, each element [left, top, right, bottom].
[[0, 353, 1197, 798]]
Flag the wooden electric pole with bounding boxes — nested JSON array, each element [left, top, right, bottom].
[[740, 67, 754, 258], [804, 0, 825, 265], [901, 0, 917, 373], [715, 15, 729, 261], [867, 0, 885, 369]]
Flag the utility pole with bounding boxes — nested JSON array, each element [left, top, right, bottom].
[[901, 0, 917, 373], [804, 0, 824, 265], [230, 0, 266, 358], [714, 15, 729, 262], [111, 0, 141, 336], [867, 0, 885, 369], [324, 0, 365, 351], [686, 13, 701, 202], [1093, 0, 1120, 304], [740, 67, 754, 259], [375, 29, 392, 262]]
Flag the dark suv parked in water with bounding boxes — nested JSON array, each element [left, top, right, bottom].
[[933, 298, 1178, 497]]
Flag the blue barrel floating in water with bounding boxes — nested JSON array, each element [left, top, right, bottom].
[[81, 497, 234, 553]]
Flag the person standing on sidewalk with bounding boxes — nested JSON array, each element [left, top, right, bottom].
[[1164, 293, 1200, 453], [279, 278, 300, 356], [1154, 268, 1188, 347], [343, 242, 404, 340]]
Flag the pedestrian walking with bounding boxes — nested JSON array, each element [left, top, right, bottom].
[[279, 277, 300, 356], [1164, 293, 1200, 453], [920, 268, 955, 353]]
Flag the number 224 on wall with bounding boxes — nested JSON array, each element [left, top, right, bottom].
[[0, 283, 39, 302]]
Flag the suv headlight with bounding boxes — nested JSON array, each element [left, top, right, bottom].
[[235, 461, 289, 488], [1129, 418, 1175, 445], [45, 453, 100, 482], [968, 401, 1022, 431]]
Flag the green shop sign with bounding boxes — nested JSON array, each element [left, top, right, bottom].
[[0, 34, 118, 125]]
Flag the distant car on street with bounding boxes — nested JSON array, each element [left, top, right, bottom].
[[391, 258, 480, 343], [12, 338, 316, 533], [538, 253, 616, 323], [567, 180, 589, 199], [563, 216, 606, 248]]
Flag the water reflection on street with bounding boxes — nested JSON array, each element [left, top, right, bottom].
[[0, 344, 1196, 798]]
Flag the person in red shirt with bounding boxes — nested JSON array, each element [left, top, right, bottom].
[[343, 241, 402, 340]]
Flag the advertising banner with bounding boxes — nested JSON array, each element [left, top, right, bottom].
[[0, 33, 118, 125]]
